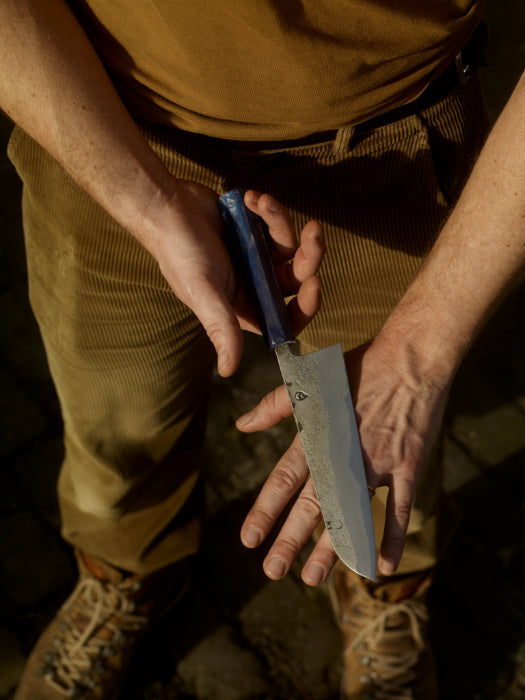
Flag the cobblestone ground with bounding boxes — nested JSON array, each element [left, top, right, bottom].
[[1, 5, 524, 699]]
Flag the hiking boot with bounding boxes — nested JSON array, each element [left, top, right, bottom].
[[15, 549, 190, 699], [329, 567, 437, 700]]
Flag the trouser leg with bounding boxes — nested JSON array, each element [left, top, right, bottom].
[[8, 126, 225, 574]]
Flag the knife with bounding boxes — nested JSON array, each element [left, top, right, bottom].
[[218, 189, 376, 580]]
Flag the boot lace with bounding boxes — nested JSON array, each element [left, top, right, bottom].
[[42, 576, 148, 697], [342, 584, 428, 700]]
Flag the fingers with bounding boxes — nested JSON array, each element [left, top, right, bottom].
[[286, 273, 322, 336], [240, 433, 339, 587], [301, 529, 339, 586], [244, 190, 298, 259], [236, 190, 323, 340], [278, 219, 324, 295], [377, 475, 414, 576], [236, 383, 292, 432], [244, 190, 324, 292], [262, 486, 340, 586], [293, 220, 325, 281], [261, 477, 323, 582], [240, 434, 309, 549], [191, 286, 245, 377]]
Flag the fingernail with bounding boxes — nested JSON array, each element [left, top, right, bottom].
[[217, 348, 231, 375], [236, 411, 254, 428], [265, 557, 286, 580], [268, 200, 281, 213], [380, 558, 395, 576], [242, 526, 262, 548], [303, 563, 325, 586]]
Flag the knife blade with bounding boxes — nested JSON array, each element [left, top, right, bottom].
[[218, 189, 376, 580]]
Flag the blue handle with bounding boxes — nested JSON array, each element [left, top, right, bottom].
[[218, 189, 295, 349]]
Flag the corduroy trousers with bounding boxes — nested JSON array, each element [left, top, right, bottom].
[[8, 73, 488, 576]]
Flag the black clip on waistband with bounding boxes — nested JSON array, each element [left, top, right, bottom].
[[454, 21, 489, 86]]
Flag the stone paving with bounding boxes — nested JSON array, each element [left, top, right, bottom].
[[1, 7, 524, 699]]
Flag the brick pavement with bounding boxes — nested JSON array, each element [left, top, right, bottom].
[[1, 6, 524, 698]]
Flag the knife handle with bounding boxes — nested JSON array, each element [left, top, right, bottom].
[[218, 188, 295, 349]]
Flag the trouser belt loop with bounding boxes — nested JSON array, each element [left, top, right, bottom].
[[333, 126, 355, 154]]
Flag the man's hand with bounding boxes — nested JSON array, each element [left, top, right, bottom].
[[149, 186, 324, 377], [236, 333, 451, 585], [0, 4, 323, 379], [237, 70, 525, 586]]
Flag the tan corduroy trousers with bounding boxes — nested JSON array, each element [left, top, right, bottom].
[[8, 74, 488, 575]]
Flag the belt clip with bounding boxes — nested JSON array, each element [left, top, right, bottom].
[[455, 22, 489, 88], [454, 51, 470, 87]]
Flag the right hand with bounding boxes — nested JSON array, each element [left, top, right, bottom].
[[237, 332, 452, 584], [147, 184, 324, 377]]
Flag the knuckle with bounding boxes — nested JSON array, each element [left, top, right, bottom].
[[395, 503, 413, 525], [205, 317, 231, 341], [265, 387, 286, 416], [245, 508, 276, 533], [252, 386, 291, 426], [295, 491, 322, 521], [383, 532, 406, 550], [309, 549, 338, 573], [273, 534, 302, 559], [270, 466, 303, 495], [204, 324, 224, 347]]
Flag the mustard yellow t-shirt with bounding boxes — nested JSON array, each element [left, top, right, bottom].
[[68, 0, 484, 140]]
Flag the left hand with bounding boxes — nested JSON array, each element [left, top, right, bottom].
[[237, 333, 452, 584]]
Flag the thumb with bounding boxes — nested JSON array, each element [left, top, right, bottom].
[[236, 384, 292, 431], [194, 289, 244, 377]]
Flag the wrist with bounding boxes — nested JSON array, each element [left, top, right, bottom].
[[375, 292, 468, 388], [109, 162, 182, 256]]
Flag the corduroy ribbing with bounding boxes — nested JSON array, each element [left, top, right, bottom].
[[7, 71, 489, 574]]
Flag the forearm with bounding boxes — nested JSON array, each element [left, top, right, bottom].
[[238, 73, 525, 581], [0, 0, 174, 254], [380, 70, 525, 379]]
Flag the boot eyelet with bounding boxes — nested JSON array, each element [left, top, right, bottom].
[[102, 645, 117, 658], [83, 675, 98, 689], [112, 630, 127, 645], [93, 659, 105, 675]]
